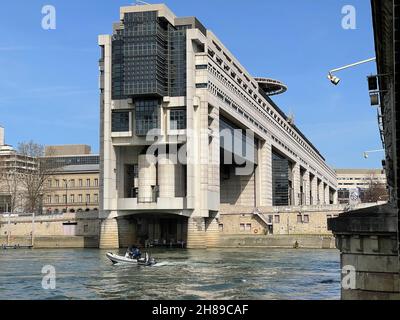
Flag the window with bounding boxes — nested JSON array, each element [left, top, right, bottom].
[[86, 179, 90, 187], [84, 224, 89, 233], [47, 180, 52, 188], [63, 195, 67, 204], [86, 194, 90, 204], [135, 100, 159, 136], [112, 111, 130, 132], [274, 215, 280, 224], [218, 224, 224, 232], [170, 109, 186, 130], [245, 224, 252, 232], [70, 180, 75, 187], [303, 215, 310, 223], [240, 223, 245, 232], [297, 215, 303, 223], [70, 194, 75, 203], [55, 195, 59, 204], [78, 194, 82, 203], [47, 195, 51, 204], [94, 179, 98, 187], [195, 83, 207, 88], [79, 179, 83, 187], [55, 180, 60, 187], [195, 64, 208, 70], [94, 194, 98, 203]]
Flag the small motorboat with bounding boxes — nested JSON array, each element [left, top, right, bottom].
[[106, 251, 156, 266]]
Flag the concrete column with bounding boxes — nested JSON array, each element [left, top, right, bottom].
[[99, 217, 119, 249], [138, 154, 157, 202], [117, 218, 137, 248], [186, 217, 206, 249], [310, 175, 318, 205], [324, 183, 330, 205], [333, 190, 338, 204], [158, 156, 175, 198], [292, 163, 301, 206], [304, 171, 311, 205], [205, 216, 220, 248], [257, 140, 273, 207], [318, 179, 324, 205]]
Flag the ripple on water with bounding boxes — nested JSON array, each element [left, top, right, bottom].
[[0, 248, 340, 300]]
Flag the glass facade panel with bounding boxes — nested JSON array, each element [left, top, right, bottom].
[[170, 109, 186, 130], [112, 111, 130, 132], [111, 11, 190, 99], [272, 151, 290, 206], [135, 99, 160, 136]]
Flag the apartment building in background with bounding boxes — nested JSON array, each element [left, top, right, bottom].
[[0, 126, 36, 213], [335, 168, 388, 204], [42, 145, 100, 214]]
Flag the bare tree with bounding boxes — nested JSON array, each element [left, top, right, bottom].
[[361, 174, 389, 203], [16, 141, 57, 214], [0, 151, 24, 213]]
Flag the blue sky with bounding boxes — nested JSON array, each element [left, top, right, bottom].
[[0, 0, 382, 169]]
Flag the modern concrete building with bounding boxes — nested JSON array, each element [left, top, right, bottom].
[[0, 127, 36, 213], [98, 3, 337, 249], [335, 168, 388, 204], [42, 145, 100, 214]]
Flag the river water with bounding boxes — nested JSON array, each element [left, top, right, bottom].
[[0, 248, 340, 300]]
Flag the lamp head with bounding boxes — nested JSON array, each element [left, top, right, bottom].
[[363, 152, 369, 159], [328, 73, 341, 85]]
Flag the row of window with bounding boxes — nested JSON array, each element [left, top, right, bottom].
[[111, 107, 187, 134], [207, 66, 333, 187], [206, 45, 336, 183], [218, 213, 339, 232], [48, 178, 98, 188], [45, 194, 98, 204]]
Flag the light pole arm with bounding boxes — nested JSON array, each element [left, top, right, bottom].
[[329, 57, 376, 74]]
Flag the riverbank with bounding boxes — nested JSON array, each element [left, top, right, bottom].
[[1, 234, 334, 249]]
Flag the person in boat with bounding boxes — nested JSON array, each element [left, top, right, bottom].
[[129, 246, 142, 259]]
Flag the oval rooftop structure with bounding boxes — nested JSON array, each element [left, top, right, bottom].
[[254, 77, 288, 96]]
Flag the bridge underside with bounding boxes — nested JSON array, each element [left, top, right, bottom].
[[117, 213, 188, 248]]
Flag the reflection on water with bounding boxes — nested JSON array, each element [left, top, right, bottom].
[[0, 248, 340, 300]]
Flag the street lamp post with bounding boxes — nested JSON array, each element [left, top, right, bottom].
[[363, 149, 385, 159], [327, 57, 376, 85]]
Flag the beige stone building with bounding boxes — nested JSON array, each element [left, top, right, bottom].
[[335, 168, 388, 204], [42, 145, 100, 214]]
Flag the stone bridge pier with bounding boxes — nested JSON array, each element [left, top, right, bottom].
[[99, 212, 220, 249]]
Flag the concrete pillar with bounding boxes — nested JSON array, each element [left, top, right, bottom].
[[310, 175, 318, 205], [318, 179, 324, 205], [324, 183, 330, 205], [292, 163, 301, 206], [333, 190, 338, 204], [186, 217, 206, 249], [117, 218, 137, 248], [304, 171, 311, 205], [138, 154, 157, 202], [257, 140, 273, 207], [99, 218, 119, 249], [205, 216, 219, 248], [158, 156, 175, 198]]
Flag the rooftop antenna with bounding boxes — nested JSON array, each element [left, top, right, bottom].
[[287, 110, 295, 126]]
